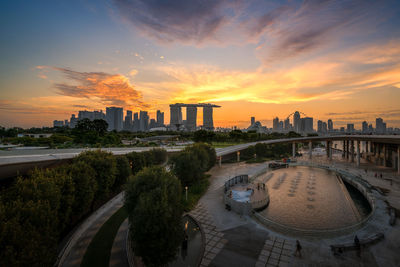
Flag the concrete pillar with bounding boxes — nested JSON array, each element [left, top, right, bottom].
[[383, 144, 387, 167], [309, 141, 312, 159], [292, 142, 296, 158], [398, 146, 400, 174], [326, 141, 330, 158], [376, 144, 381, 165], [237, 151, 240, 162], [351, 140, 355, 163], [329, 141, 333, 160], [219, 156, 222, 167], [366, 141, 369, 153], [356, 140, 360, 167], [346, 140, 350, 161], [342, 140, 345, 158]]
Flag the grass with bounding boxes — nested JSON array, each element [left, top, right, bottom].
[[81, 206, 128, 267], [182, 176, 210, 212]]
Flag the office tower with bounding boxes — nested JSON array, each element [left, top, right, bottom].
[[186, 106, 197, 131], [203, 106, 214, 130], [279, 121, 283, 131], [251, 117, 255, 126], [376, 118, 384, 134], [317, 120, 323, 133], [328, 119, 333, 131], [106, 107, 123, 131], [156, 110, 164, 126], [133, 112, 139, 132], [124, 110, 133, 131], [53, 120, 64, 127], [284, 118, 290, 131], [347, 123, 355, 133], [78, 110, 105, 121], [64, 120, 69, 127], [70, 114, 78, 128], [368, 124, 373, 133], [322, 122, 327, 133], [273, 117, 279, 131], [303, 117, 313, 133], [293, 111, 301, 133], [362, 121, 368, 133], [139, 111, 149, 132]]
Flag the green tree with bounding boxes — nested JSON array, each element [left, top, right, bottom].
[[113, 156, 132, 192], [125, 166, 183, 266], [74, 150, 117, 205], [193, 130, 215, 143], [170, 151, 204, 186]]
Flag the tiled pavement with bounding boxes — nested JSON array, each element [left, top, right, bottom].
[[255, 236, 294, 267], [190, 202, 228, 266]]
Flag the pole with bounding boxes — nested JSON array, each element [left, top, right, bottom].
[[292, 142, 296, 158], [309, 141, 312, 160], [185, 186, 188, 201]]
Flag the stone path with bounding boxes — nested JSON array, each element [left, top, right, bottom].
[[255, 236, 294, 267], [190, 203, 227, 266]]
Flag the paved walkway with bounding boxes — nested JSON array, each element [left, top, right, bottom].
[[191, 159, 400, 267], [60, 192, 124, 267], [109, 218, 129, 267]]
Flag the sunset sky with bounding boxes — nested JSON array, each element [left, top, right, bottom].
[[1, 0, 400, 129]]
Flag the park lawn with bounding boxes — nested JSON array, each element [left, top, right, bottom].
[[81, 206, 128, 267]]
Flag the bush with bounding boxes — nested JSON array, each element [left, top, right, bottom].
[[113, 156, 132, 192]]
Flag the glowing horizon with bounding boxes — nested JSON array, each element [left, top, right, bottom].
[[1, 0, 400, 129]]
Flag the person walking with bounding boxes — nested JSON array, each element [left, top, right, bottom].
[[294, 240, 302, 258]]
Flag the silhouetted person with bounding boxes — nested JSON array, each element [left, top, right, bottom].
[[294, 240, 302, 258]]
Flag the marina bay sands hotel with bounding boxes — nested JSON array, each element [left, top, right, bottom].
[[170, 103, 221, 131]]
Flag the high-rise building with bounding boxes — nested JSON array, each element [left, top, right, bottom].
[[322, 122, 327, 133], [328, 119, 333, 131], [303, 117, 313, 133], [293, 111, 301, 133], [273, 117, 279, 131], [139, 111, 149, 132], [376, 118, 384, 134], [106, 107, 123, 131], [284, 118, 290, 131], [347, 123, 355, 133], [203, 106, 214, 130], [170, 105, 182, 129], [362, 121, 368, 133], [251, 117, 255, 126], [149, 119, 157, 129], [124, 110, 133, 131], [133, 112, 139, 132], [156, 110, 164, 126], [78, 110, 105, 121], [186, 106, 197, 131], [53, 120, 64, 127], [317, 120, 323, 133], [70, 114, 78, 128]]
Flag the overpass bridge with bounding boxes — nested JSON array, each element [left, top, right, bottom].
[[0, 135, 399, 180]]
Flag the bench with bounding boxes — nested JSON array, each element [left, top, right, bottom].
[[330, 233, 384, 254]]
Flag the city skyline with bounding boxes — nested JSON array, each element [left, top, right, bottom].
[[1, 1, 400, 128]]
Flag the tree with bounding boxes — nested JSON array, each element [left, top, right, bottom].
[[74, 150, 117, 205], [125, 166, 183, 267], [191, 143, 216, 170], [170, 151, 204, 186], [193, 130, 215, 143], [113, 156, 132, 192]]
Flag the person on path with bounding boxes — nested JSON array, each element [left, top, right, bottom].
[[294, 240, 302, 258]]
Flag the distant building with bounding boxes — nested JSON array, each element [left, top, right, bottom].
[[273, 117, 279, 132], [156, 110, 164, 126], [251, 117, 255, 126], [302, 117, 314, 133], [139, 111, 149, 132], [149, 119, 157, 129], [328, 119, 333, 131], [106, 107, 123, 131], [362, 121, 368, 133], [70, 114, 78, 128], [78, 110, 105, 121], [293, 111, 301, 133], [284, 118, 290, 131], [376, 118, 386, 134], [347, 123, 355, 133], [317, 120, 323, 133], [53, 120, 64, 127], [133, 112, 139, 132], [185, 106, 197, 131], [124, 110, 133, 131]]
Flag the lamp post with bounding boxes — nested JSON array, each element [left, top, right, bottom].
[[185, 186, 188, 201]]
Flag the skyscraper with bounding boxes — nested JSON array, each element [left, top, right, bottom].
[[376, 118, 386, 134], [273, 117, 279, 131], [303, 117, 313, 133], [347, 123, 354, 133], [293, 111, 301, 133], [124, 110, 133, 131], [362, 121, 368, 133], [328, 119, 333, 132], [203, 106, 214, 130], [251, 117, 255, 126], [139, 111, 149, 132], [317, 120, 323, 133], [284, 118, 290, 131], [156, 110, 164, 126], [106, 107, 123, 131], [186, 106, 197, 131], [170, 105, 182, 129], [133, 112, 139, 132]]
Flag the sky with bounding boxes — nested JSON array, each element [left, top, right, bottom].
[[1, 0, 400, 129]]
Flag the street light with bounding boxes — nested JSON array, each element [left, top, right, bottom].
[[185, 186, 188, 201]]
